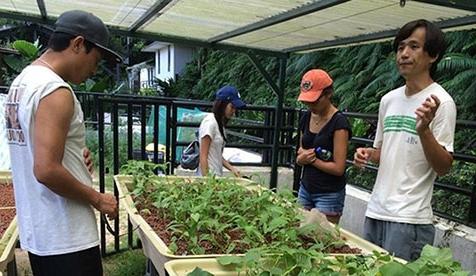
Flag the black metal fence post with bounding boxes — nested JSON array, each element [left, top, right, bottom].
[[263, 111, 272, 164], [470, 174, 476, 226], [270, 57, 287, 190], [112, 103, 120, 252], [97, 98, 107, 256], [141, 104, 147, 160], [170, 103, 178, 175], [126, 103, 134, 248], [165, 103, 172, 175]]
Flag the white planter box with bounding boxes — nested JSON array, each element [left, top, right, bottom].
[[115, 175, 387, 275]]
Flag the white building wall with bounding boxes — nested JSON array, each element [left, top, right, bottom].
[[139, 68, 149, 87], [156, 45, 174, 81], [151, 44, 194, 82]]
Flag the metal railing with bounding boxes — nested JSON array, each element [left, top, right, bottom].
[[341, 112, 476, 227], [88, 93, 298, 255], [3, 87, 475, 252]]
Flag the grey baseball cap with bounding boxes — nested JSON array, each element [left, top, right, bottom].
[[54, 10, 122, 63]]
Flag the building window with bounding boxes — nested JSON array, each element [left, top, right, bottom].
[[167, 45, 171, 72], [149, 67, 154, 86], [157, 52, 160, 74]]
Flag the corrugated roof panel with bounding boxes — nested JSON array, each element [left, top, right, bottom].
[[142, 0, 313, 40], [225, 0, 476, 51], [0, 0, 39, 15], [1, 0, 476, 54], [43, 0, 156, 27]]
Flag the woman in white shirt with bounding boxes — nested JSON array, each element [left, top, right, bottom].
[[198, 85, 245, 177]]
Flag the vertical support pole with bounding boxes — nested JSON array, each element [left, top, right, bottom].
[[293, 110, 305, 195], [270, 57, 287, 190], [126, 37, 132, 66], [112, 103, 120, 253], [141, 104, 147, 160], [126, 103, 134, 248], [468, 174, 476, 226], [246, 52, 288, 190], [263, 112, 271, 164], [166, 102, 172, 175], [171, 103, 178, 175], [97, 98, 106, 256], [93, 94, 99, 128], [154, 104, 159, 164]]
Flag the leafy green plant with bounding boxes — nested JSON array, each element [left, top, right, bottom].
[[139, 87, 158, 96], [410, 246, 468, 275], [1, 39, 40, 85], [120, 160, 165, 195], [210, 245, 468, 276], [11, 40, 39, 59], [216, 247, 396, 275], [125, 171, 348, 256], [85, 126, 155, 173], [187, 267, 213, 276], [74, 76, 113, 93]]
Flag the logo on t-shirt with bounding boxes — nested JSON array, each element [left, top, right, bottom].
[[5, 85, 26, 145], [383, 115, 416, 135]]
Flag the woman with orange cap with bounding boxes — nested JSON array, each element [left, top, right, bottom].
[[296, 69, 352, 224]]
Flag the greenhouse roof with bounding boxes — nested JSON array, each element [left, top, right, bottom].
[[1, 0, 476, 56]]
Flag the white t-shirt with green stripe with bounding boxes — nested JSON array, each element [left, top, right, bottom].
[[366, 83, 456, 224]]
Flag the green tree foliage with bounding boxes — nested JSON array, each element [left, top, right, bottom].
[[1, 39, 40, 84], [172, 30, 476, 121], [170, 29, 476, 225]]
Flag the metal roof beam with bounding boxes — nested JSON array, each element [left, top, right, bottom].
[[412, 0, 476, 12], [208, 0, 349, 43], [129, 0, 172, 32], [0, 10, 53, 25], [284, 15, 476, 53], [0, 9, 287, 58], [0, 25, 20, 35], [247, 53, 280, 97], [113, 28, 289, 58], [36, 0, 47, 19], [284, 29, 397, 53]]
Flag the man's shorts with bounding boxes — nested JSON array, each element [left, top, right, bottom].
[[364, 217, 435, 261]]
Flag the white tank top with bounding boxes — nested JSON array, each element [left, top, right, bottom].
[[6, 65, 99, 256]]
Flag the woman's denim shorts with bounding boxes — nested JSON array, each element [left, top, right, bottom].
[[297, 183, 345, 216]]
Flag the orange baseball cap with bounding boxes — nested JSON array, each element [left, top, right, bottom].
[[297, 69, 333, 102]]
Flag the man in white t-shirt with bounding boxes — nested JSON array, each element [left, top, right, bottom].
[[353, 19, 456, 261], [6, 10, 120, 275]]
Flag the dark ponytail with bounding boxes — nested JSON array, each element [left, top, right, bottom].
[[212, 100, 229, 142]]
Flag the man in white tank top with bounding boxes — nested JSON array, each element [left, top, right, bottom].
[[6, 10, 121, 275]]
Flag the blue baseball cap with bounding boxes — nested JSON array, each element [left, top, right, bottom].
[[215, 85, 246, 108]]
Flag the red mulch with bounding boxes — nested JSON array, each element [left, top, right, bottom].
[[329, 244, 362, 254], [135, 196, 361, 255], [0, 209, 16, 238], [0, 183, 14, 207]]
